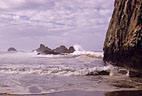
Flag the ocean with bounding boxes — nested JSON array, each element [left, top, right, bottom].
[[0, 50, 141, 96]]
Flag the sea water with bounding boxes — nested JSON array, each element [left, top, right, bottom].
[[0, 50, 141, 96]]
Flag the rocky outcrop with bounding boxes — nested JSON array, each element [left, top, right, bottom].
[[53, 45, 75, 54], [36, 44, 51, 52], [36, 44, 54, 54], [53, 45, 69, 54], [86, 70, 110, 76], [103, 0, 142, 76], [36, 44, 75, 55], [8, 47, 17, 52], [68, 46, 76, 53], [106, 90, 142, 96]]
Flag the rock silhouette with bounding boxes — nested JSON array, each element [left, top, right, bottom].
[[68, 46, 76, 53], [36, 44, 75, 55], [8, 47, 17, 52], [36, 44, 54, 54], [53, 45, 69, 54]]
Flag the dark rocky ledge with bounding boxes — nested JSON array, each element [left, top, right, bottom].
[[103, 0, 142, 77]]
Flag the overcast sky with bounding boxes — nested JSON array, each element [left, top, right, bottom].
[[0, 0, 114, 51]]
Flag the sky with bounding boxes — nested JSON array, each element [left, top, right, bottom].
[[0, 0, 114, 51]]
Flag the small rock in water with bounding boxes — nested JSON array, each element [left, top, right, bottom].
[[112, 80, 135, 88], [118, 69, 128, 75], [129, 71, 142, 78], [68, 46, 75, 53], [87, 70, 110, 76], [8, 47, 17, 52]]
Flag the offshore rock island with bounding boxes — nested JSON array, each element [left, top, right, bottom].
[[35, 44, 75, 55], [8, 47, 17, 52], [103, 0, 142, 76]]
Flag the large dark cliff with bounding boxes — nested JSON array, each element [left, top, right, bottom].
[[103, 0, 142, 72]]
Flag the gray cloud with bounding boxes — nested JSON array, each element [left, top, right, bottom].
[[0, 0, 114, 51]]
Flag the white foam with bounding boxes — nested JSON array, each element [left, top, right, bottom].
[[0, 48, 104, 76], [71, 51, 103, 58], [36, 54, 62, 58], [29, 44, 104, 58], [0, 52, 37, 58], [0, 65, 112, 76], [73, 44, 84, 51], [71, 44, 103, 58], [62, 66, 111, 76]]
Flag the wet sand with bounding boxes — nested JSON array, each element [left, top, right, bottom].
[[0, 53, 142, 96], [48, 90, 104, 96], [0, 90, 142, 96], [0, 90, 105, 96]]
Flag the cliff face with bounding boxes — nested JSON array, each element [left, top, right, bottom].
[[103, 0, 142, 72]]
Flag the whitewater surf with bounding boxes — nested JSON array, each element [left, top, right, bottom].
[[0, 46, 141, 95]]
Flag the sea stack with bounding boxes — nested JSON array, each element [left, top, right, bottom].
[[36, 44, 75, 55], [53, 45, 69, 54], [8, 47, 17, 52], [53, 45, 75, 54], [103, 0, 142, 77], [36, 44, 55, 54]]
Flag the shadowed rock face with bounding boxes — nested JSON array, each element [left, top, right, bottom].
[[103, 0, 142, 74], [36, 44, 52, 52], [36, 44, 54, 54], [53, 46, 75, 54], [53, 45, 69, 54], [69, 46, 76, 53], [36, 44, 75, 55], [8, 47, 17, 52], [105, 90, 142, 96]]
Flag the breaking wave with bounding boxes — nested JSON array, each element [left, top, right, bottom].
[[0, 64, 127, 77], [34, 44, 103, 58], [0, 65, 111, 76], [0, 45, 105, 76], [72, 45, 103, 58], [73, 44, 84, 51]]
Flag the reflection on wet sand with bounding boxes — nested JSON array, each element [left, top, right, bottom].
[[105, 90, 142, 96], [0, 90, 142, 96], [0, 90, 105, 96]]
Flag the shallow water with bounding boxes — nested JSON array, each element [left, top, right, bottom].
[[0, 52, 141, 95]]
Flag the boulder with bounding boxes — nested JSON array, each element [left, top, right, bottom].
[[68, 46, 75, 53], [86, 70, 110, 76], [129, 71, 142, 77], [106, 90, 142, 96], [103, 0, 142, 76], [118, 69, 128, 75], [53, 45, 69, 54], [8, 47, 17, 52], [36, 44, 53, 54], [36, 44, 52, 52]]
